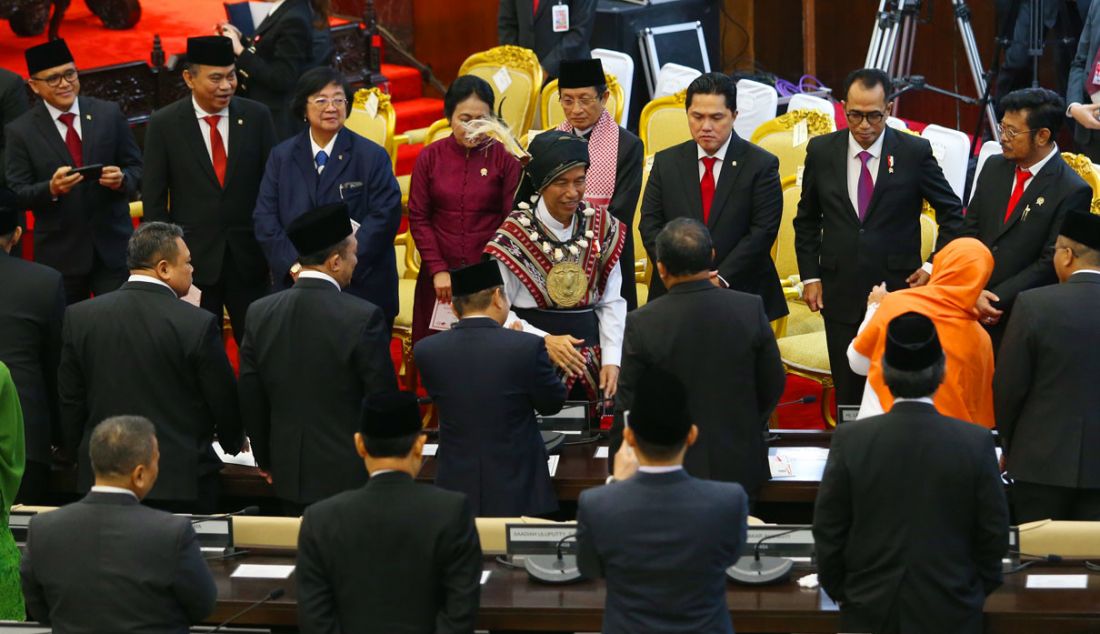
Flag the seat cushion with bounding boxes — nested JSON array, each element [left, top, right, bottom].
[[778, 331, 830, 375], [784, 301, 824, 336]]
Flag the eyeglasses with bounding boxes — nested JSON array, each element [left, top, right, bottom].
[[845, 110, 886, 125], [309, 97, 348, 109], [559, 96, 600, 108], [31, 69, 78, 88], [998, 123, 1038, 140]]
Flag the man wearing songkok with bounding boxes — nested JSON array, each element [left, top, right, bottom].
[[143, 35, 277, 345], [239, 202, 396, 515], [815, 312, 1009, 634], [577, 365, 749, 634], [5, 38, 142, 304], [611, 218, 784, 502], [0, 187, 64, 504], [555, 58, 643, 309], [297, 392, 482, 633], [415, 260, 566, 516], [996, 210, 1100, 522], [485, 130, 627, 402], [58, 222, 244, 514], [22, 416, 218, 631], [966, 87, 1091, 352]]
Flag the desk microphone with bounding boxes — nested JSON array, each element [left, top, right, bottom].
[[525, 533, 583, 584], [777, 395, 817, 408], [727, 527, 800, 585], [210, 588, 285, 632], [1005, 550, 1063, 574], [191, 506, 260, 523]]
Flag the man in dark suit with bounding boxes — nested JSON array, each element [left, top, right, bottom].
[[415, 261, 567, 517], [967, 88, 1092, 351], [611, 218, 784, 501], [22, 415, 217, 631], [578, 365, 748, 634], [794, 68, 965, 408], [0, 189, 64, 504], [814, 312, 1009, 634], [0, 67, 29, 189], [498, 0, 596, 79], [297, 392, 482, 633], [239, 202, 397, 514], [996, 211, 1100, 522], [640, 72, 787, 322], [5, 39, 142, 304], [1065, 0, 1100, 160], [58, 222, 244, 513], [143, 36, 277, 345]]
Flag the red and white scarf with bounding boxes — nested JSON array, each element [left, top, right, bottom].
[[557, 108, 619, 213]]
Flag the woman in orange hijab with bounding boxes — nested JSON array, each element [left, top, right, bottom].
[[847, 237, 995, 428]]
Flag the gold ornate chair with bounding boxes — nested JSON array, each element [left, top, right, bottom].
[[345, 87, 413, 211], [750, 110, 836, 180], [633, 155, 655, 306], [393, 230, 421, 390], [539, 72, 626, 129], [1061, 152, 1100, 214], [638, 90, 690, 157], [771, 176, 824, 340], [458, 46, 544, 138]]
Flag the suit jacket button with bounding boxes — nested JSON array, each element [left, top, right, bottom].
[[859, 228, 865, 234], [992, 246, 999, 252]]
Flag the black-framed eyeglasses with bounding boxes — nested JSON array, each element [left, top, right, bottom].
[[997, 123, 1038, 141], [31, 69, 78, 88], [845, 110, 886, 125]]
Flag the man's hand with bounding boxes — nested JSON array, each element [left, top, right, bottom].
[[1070, 103, 1100, 131], [804, 281, 824, 312], [509, 320, 524, 331], [98, 165, 124, 191], [612, 442, 638, 481], [433, 271, 452, 304], [906, 267, 931, 287], [49, 166, 82, 197], [258, 469, 273, 485], [217, 22, 245, 55], [599, 365, 620, 398], [544, 334, 586, 377], [867, 282, 888, 307], [976, 289, 1003, 326]]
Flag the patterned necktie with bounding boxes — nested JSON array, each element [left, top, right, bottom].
[[1004, 167, 1033, 224], [57, 112, 83, 168], [700, 156, 719, 224], [204, 115, 227, 187], [856, 150, 874, 222], [315, 150, 328, 174]]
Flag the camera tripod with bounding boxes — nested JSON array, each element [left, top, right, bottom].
[[865, 0, 1000, 143]]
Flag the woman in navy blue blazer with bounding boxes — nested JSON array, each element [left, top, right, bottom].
[[253, 67, 402, 324]]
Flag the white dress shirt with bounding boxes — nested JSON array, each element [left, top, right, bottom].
[[310, 131, 338, 174], [258, 0, 286, 27], [497, 198, 627, 366], [1010, 143, 1059, 193], [90, 485, 138, 500], [697, 133, 733, 182], [638, 465, 684, 474], [193, 97, 230, 162], [127, 273, 175, 294], [1072, 269, 1100, 278], [44, 99, 81, 142], [298, 269, 341, 290]]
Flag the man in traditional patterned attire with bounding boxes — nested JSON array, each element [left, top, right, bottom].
[[486, 130, 627, 402]]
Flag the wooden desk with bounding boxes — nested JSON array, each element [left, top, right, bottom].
[[206, 554, 1100, 632]]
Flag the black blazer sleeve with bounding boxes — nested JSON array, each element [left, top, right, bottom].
[[638, 153, 668, 263], [0, 74, 28, 187], [575, 492, 605, 579], [193, 314, 243, 455], [609, 313, 642, 466], [539, 0, 597, 77], [108, 101, 143, 197], [296, 510, 340, 634], [530, 339, 567, 416], [355, 307, 399, 397], [992, 295, 1036, 456], [237, 307, 271, 469], [607, 132, 643, 231], [43, 276, 65, 446], [793, 137, 825, 281], [1068, 4, 1098, 106], [57, 316, 86, 461], [918, 141, 966, 254], [4, 120, 53, 208], [753, 297, 785, 416], [141, 110, 170, 222], [172, 521, 218, 622], [972, 431, 1010, 596], [434, 496, 483, 634], [498, 0, 519, 44], [716, 153, 782, 285], [812, 426, 853, 603], [237, 16, 312, 95]]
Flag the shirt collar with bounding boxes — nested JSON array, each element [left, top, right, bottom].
[[127, 273, 176, 294], [90, 485, 139, 500], [697, 132, 733, 162], [370, 469, 397, 477], [1071, 269, 1100, 277], [298, 269, 342, 290], [893, 396, 935, 406], [848, 128, 887, 160], [638, 465, 684, 474], [310, 130, 338, 160], [44, 98, 79, 121], [1020, 143, 1059, 176], [192, 95, 229, 119], [536, 196, 576, 234]]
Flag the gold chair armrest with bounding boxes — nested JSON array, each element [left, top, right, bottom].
[[402, 127, 431, 146]]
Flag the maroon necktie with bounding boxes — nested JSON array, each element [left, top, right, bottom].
[[1004, 168, 1032, 224], [204, 115, 227, 188], [57, 112, 83, 168], [700, 156, 719, 224]]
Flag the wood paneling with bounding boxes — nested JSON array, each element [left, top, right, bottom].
[[413, 0, 500, 88]]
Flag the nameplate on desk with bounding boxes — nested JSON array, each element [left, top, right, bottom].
[[231, 564, 296, 579], [189, 516, 234, 553], [1026, 575, 1089, 589], [538, 403, 588, 433], [506, 523, 578, 556]]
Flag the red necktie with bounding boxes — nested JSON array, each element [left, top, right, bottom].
[[1004, 167, 1032, 223], [204, 115, 227, 188], [533, 0, 539, 14], [700, 156, 719, 224], [57, 112, 83, 168]]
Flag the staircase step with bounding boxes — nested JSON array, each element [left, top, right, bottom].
[[382, 63, 424, 102], [394, 97, 444, 134]]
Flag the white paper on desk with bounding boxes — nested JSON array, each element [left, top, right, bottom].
[[480, 570, 491, 585], [423, 443, 438, 456], [769, 455, 794, 477], [231, 564, 295, 579], [594, 446, 609, 459], [181, 284, 202, 307], [429, 300, 458, 331], [213, 441, 257, 467], [547, 455, 560, 477], [1026, 574, 1088, 589]]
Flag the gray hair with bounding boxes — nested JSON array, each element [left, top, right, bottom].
[[89, 416, 157, 477]]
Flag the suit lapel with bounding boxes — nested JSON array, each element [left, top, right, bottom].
[[77, 97, 96, 166], [678, 142, 704, 222], [291, 130, 320, 203], [863, 127, 897, 223], [534, 0, 550, 21], [982, 158, 1016, 240], [223, 100, 246, 187], [707, 133, 747, 230], [256, 0, 290, 38], [32, 102, 74, 166], [316, 129, 353, 197], [997, 155, 1060, 240], [833, 132, 860, 225], [178, 100, 221, 188]]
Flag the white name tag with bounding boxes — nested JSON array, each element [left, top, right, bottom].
[[363, 92, 379, 120], [552, 3, 569, 32], [792, 119, 809, 148], [492, 67, 513, 93]]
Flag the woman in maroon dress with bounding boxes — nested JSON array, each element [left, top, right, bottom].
[[408, 76, 522, 343]]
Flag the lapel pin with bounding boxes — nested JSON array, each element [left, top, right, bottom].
[[731, 160, 737, 167], [480, 168, 488, 176], [1036, 196, 1045, 206], [887, 155, 895, 174], [237, 119, 243, 125], [338, 154, 343, 161], [85, 114, 91, 120], [1023, 205, 1031, 221]]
